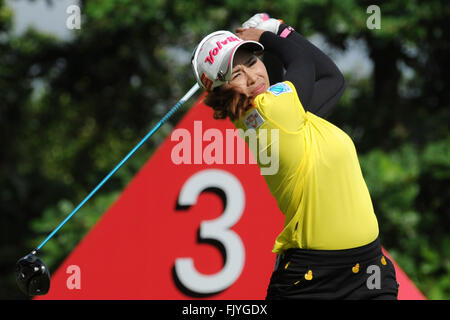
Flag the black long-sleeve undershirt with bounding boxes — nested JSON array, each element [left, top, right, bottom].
[[258, 25, 346, 119]]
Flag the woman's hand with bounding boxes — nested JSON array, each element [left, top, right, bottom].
[[236, 27, 265, 42]]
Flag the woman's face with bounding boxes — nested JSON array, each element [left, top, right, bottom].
[[224, 49, 270, 103]]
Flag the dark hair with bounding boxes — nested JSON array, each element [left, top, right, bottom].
[[203, 86, 252, 122]]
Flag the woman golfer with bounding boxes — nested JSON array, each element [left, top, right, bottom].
[[191, 14, 399, 300]]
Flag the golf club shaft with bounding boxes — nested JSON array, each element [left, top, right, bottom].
[[36, 83, 200, 251]]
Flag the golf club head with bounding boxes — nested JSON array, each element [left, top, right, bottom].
[[15, 250, 50, 296]]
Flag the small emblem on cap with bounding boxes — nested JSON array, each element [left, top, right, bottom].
[[201, 72, 213, 91], [243, 109, 265, 129]]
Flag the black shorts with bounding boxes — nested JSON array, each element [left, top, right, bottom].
[[266, 237, 399, 300]]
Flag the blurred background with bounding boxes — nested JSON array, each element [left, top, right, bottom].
[[1, 0, 449, 299]]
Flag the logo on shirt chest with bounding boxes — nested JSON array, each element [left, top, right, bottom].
[[243, 109, 265, 130]]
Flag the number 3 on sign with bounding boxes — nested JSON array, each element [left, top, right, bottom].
[[174, 169, 245, 295]]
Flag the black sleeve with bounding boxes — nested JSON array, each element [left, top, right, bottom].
[[260, 26, 346, 118], [261, 51, 284, 85], [259, 31, 316, 108]]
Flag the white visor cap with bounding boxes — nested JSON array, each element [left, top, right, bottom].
[[191, 30, 264, 91]]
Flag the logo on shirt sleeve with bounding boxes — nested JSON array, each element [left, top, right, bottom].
[[268, 82, 293, 96], [243, 109, 265, 130]]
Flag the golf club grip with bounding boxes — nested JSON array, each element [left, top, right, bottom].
[[36, 83, 200, 250]]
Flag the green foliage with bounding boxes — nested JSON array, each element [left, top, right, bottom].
[[1, 0, 449, 299]]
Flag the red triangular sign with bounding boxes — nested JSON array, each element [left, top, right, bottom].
[[37, 95, 425, 300]]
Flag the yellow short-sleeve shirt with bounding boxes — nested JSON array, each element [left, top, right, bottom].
[[233, 81, 379, 253]]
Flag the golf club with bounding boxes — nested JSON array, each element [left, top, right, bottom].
[[15, 83, 200, 296]]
